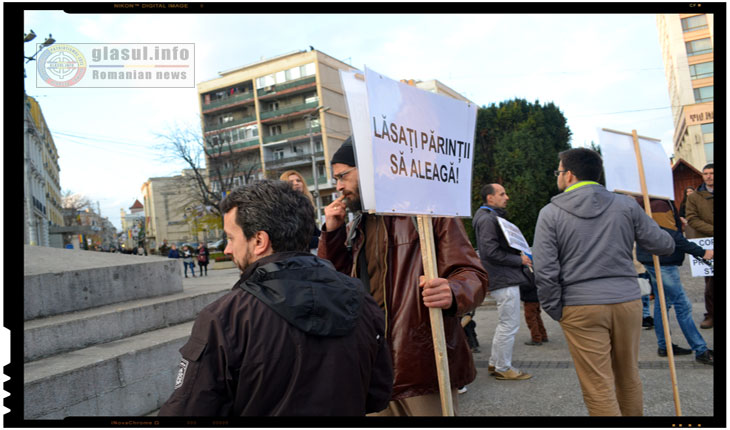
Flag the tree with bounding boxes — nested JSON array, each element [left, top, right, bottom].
[[464, 99, 572, 246], [156, 122, 260, 220]]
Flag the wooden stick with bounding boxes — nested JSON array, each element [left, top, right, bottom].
[[416, 214, 455, 416], [632, 129, 682, 416]]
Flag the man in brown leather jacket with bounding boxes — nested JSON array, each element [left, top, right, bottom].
[[318, 138, 488, 416]]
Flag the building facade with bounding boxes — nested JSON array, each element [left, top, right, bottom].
[[657, 13, 714, 170], [141, 170, 221, 254], [24, 94, 63, 247], [197, 49, 357, 224], [120, 199, 146, 251]]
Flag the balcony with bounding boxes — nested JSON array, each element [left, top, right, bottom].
[[262, 125, 321, 144], [260, 100, 319, 121], [207, 138, 260, 156], [257, 76, 316, 97], [265, 151, 324, 169], [202, 92, 254, 113], [204, 115, 257, 133]]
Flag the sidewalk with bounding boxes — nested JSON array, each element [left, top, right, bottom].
[[457, 256, 715, 417]]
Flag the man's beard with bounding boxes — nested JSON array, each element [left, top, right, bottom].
[[344, 193, 362, 212]]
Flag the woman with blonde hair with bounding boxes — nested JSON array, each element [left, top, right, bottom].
[[280, 169, 321, 250]]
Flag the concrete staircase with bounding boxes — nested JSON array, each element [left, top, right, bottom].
[[23, 246, 237, 419]]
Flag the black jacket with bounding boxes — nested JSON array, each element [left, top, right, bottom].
[[158, 252, 393, 416], [473, 206, 531, 291], [635, 198, 705, 266]]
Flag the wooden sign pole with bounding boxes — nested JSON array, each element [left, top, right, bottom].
[[416, 214, 455, 416], [631, 130, 682, 416]]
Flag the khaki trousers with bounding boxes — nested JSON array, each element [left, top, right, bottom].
[[368, 389, 459, 416], [559, 300, 643, 416]]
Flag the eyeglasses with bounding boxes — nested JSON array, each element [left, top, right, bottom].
[[554, 170, 567, 177], [331, 167, 356, 185]]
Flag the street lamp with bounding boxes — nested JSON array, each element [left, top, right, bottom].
[[24, 33, 55, 63], [305, 105, 329, 226]]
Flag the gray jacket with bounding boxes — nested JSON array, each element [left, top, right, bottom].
[[473, 206, 531, 291], [533, 184, 674, 321]]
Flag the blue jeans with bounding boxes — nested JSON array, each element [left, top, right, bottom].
[[641, 295, 651, 318], [643, 265, 707, 356]]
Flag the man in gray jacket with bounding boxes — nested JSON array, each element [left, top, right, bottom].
[[533, 148, 674, 416], [473, 183, 532, 381]]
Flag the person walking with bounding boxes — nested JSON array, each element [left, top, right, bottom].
[[197, 243, 210, 276], [158, 180, 392, 416], [472, 183, 533, 380], [533, 148, 674, 416]]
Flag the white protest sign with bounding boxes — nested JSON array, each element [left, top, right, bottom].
[[340, 67, 477, 217], [688, 237, 713, 277], [339, 70, 376, 210], [497, 216, 532, 256], [599, 128, 674, 200]]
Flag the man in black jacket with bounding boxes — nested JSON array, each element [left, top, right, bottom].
[[158, 180, 393, 416], [635, 197, 714, 365], [473, 183, 532, 381]]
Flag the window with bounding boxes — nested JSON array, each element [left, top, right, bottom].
[[689, 62, 713, 80], [685, 38, 712, 56], [286, 66, 301, 81], [256, 74, 275, 89], [268, 101, 279, 111], [269, 125, 282, 136], [681, 15, 708, 32], [273, 148, 285, 160], [693, 86, 713, 103], [301, 63, 316, 77], [275, 70, 286, 84]]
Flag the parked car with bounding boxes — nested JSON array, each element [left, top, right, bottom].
[[207, 239, 226, 251]]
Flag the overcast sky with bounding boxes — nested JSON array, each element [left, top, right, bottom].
[[23, 9, 678, 230]]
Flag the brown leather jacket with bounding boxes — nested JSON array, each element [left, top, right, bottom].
[[318, 214, 488, 400]]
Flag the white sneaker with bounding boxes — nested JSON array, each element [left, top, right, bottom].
[[458, 386, 467, 394]]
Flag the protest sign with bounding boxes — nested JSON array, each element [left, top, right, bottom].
[[340, 67, 477, 217], [497, 216, 531, 256], [688, 237, 713, 277], [599, 128, 674, 200]]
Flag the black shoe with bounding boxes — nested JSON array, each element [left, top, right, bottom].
[[524, 340, 542, 346], [696, 349, 713, 365], [642, 316, 654, 329], [657, 344, 693, 357]]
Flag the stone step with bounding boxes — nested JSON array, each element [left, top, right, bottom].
[[24, 321, 194, 419], [24, 281, 232, 362], [24, 246, 183, 320]]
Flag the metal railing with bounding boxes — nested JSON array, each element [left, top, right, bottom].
[[260, 100, 319, 120], [204, 115, 257, 133], [262, 125, 321, 144], [257, 76, 316, 96], [202, 92, 254, 112]]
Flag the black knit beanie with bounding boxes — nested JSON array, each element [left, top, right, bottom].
[[330, 136, 356, 167]]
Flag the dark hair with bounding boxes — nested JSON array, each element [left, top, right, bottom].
[[558, 148, 604, 182], [219, 179, 314, 253], [480, 184, 498, 203], [684, 186, 696, 196], [702, 163, 713, 171]]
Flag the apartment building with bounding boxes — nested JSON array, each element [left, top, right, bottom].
[[657, 13, 714, 169], [197, 49, 357, 223], [24, 94, 63, 247]]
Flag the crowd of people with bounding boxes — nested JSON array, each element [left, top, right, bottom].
[[155, 137, 714, 417], [167, 243, 210, 278]]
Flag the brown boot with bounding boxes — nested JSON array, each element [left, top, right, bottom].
[[700, 316, 713, 329]]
